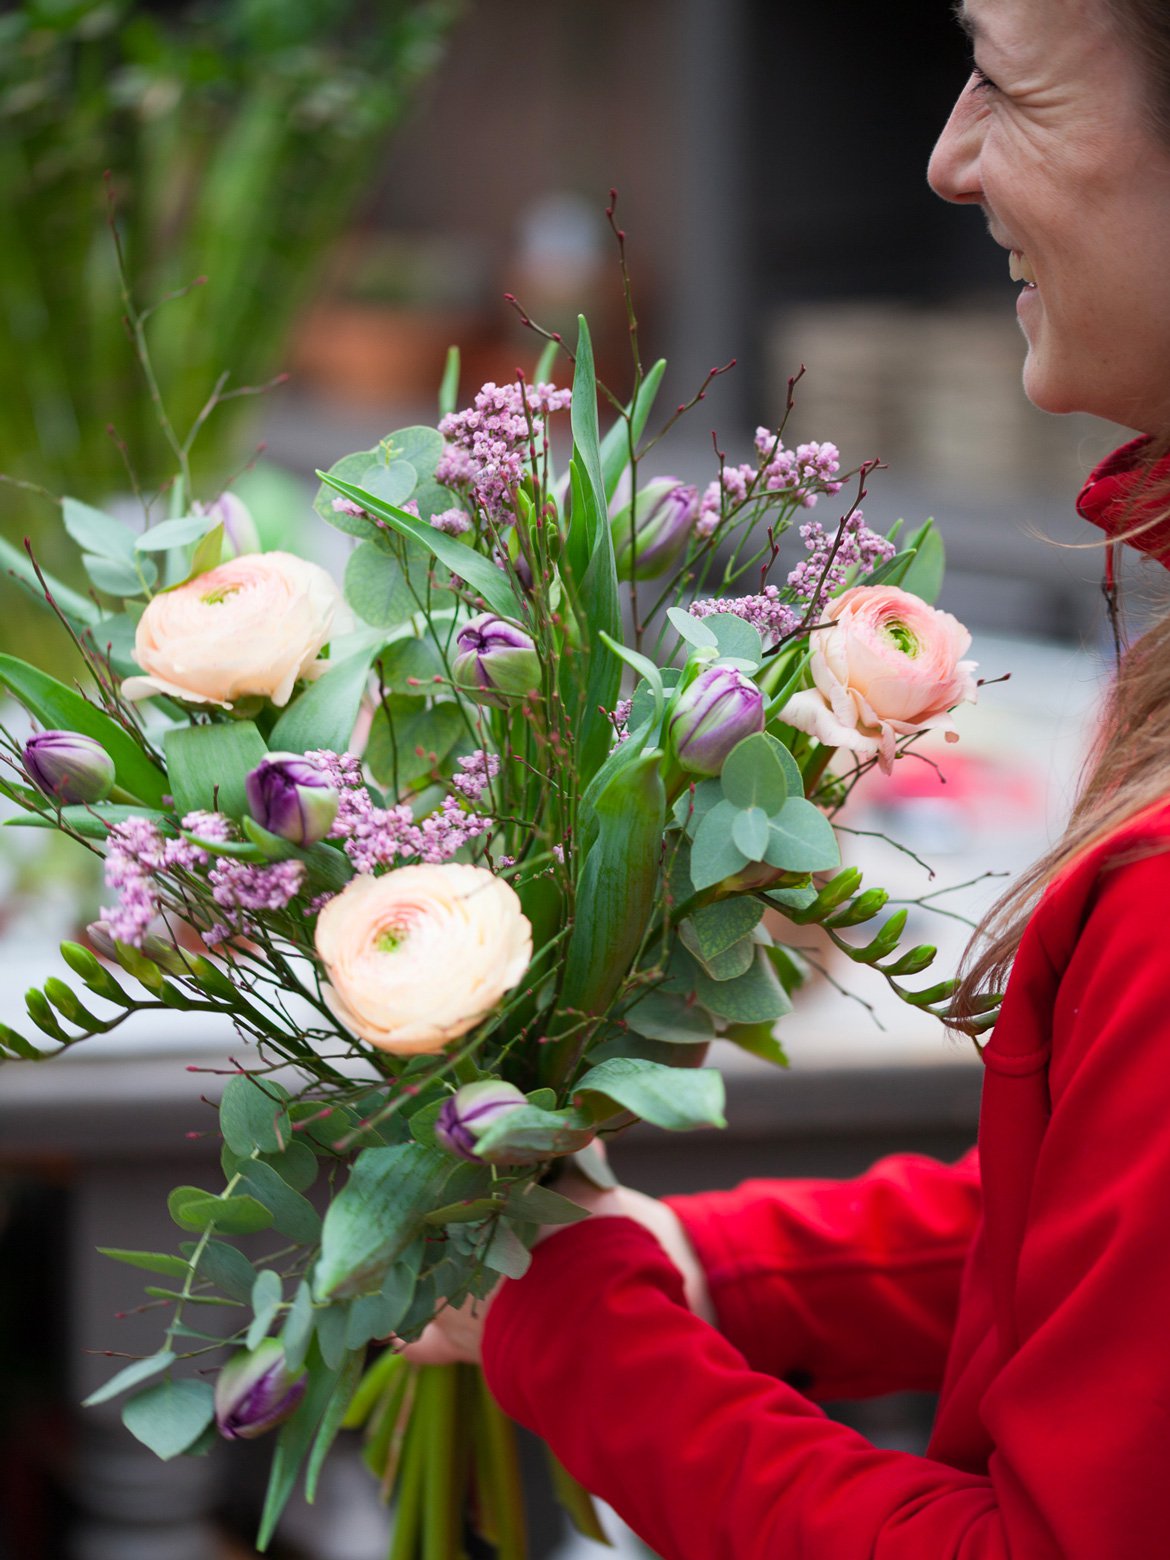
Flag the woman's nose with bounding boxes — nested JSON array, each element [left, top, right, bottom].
[[927, 84, 984, 205]]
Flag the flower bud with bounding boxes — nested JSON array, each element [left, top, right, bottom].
[[668, 667, 765, 776], [452, 614, 541, 709], [611, 480, 698, 582], [245, 752, 339, 847], [24, 730, 116, 805], [435, 1080, 528, 1162], [194, 492, 261, 560], [214, 1340, 307, 1441], [86, 920, 193, 975]]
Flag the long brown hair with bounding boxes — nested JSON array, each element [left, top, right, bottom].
[[951, 0, 1170, 1027]]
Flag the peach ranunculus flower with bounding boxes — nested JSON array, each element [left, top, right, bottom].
[[122, 552, 342, 709], [781, 585, 977, 774], [314, 864, 533, 1054]]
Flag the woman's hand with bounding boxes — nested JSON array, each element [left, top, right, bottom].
[[400, 1173, 715, 1367]]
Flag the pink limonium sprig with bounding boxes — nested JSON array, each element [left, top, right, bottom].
[[101, 811, 233, 946], [305, 749, 494, 875], [436, 380, 571, 526], [204, 859, 306, 948]]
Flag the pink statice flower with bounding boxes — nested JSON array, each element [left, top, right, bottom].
[[206, 859, 306, 941], [691, 587, 800, 645], [451, 750, 501, 803], [306, 747, 493, 872], [102, 816, 226, 946], [786, 510, 895, 615], [436, 380, 571, 525], [430, 507, 472, 537]]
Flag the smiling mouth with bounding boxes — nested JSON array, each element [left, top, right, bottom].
[[1009, 251, 1038, 287]]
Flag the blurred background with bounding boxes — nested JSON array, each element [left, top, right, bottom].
[[1, 1, 1164, 1556]]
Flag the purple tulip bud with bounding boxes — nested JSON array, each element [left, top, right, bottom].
[[435, 1080, 528, 1162], [194, 492, 261, 560], [245, 752, 339, 846], [214, 1340, 307, 1441], [611, 480, 699, 582], [24, 730, 116, 804], [452, 614, 541, 709], [668, 667, 766, 776]]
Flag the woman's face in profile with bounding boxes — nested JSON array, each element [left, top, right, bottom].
[[928, 0, 1170, 435]]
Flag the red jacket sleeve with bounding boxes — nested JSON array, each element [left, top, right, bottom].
[[665, 1150, 980, 1397], [482, 848, 1170, 1558]]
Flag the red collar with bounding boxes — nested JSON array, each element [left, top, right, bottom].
[[1076, 435, 1170, 570]]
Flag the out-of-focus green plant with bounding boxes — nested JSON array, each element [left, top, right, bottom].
[[0, 0, 461, 653]]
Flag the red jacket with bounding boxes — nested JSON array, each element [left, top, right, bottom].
[[483, 801, 1170, 1557]]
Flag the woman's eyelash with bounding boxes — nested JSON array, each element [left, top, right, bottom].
[[969, 62, 997, 93]]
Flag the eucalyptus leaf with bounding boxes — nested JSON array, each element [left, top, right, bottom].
[[188, 1240, 258, 1305], [122, 1379, 215, 1461], [220, 1075, 292, 1156], [97, 1249, 191, 1279], [314, 1144, 454, 1301], [573, 1058, 726, 1131], [680, 898, 764, 963], [359, 460, 417, 509], [695, 948, 793, 1024], [83, 552, 156, 596], [483, 1221, 532, 1279], [666, 607, 717, 649], [721, 733, 790, 813], [364, 700, 464, 789], [238, 1160, 322, 1244], [167, 1187, 274, 1236], [280, 1281, 315, 1375], [62, 497, 135, 561], [344, 542, 416, 628], [763, 797, 841, 873], [622, 989, 715, 1044], [689, 798, 750, 891], [732, 805, 771, 860], [134, 515, 218, 552], [83, 1350, 176, 1408], [383, 425, 445, 475], [708, 614, 764, 667]]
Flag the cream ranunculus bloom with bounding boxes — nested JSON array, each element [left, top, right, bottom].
[[781, 585, 977, 774], [122, 552, 342, 709], [314, 864, 533, 1054]]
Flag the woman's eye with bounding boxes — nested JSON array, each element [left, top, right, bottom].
[[969, 62, 998, 93]]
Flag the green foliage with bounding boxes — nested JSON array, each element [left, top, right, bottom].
[[686, 731, 839, 892], [163, 720, 267, 820], [122, 1379, 216, 1461], [573, 1057, 726, 1131], [0, 653, 168, 805], [558, 746, 666, 1021], [314, 1144, 455, 1301], [561, 317, 622, 787]]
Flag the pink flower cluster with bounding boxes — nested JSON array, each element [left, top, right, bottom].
[[307, 749, 493, 874], [102, 812, 304, 948], [694, 436, 844, 540], [436, 381, 572, 524], [205, 859, 305, 947], [450, 749, 501, 802], [690, 587, 800, 644], [786, 510, 895, 610]]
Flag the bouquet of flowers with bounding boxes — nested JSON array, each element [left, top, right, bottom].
[[0, 238, 992, 1555]]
